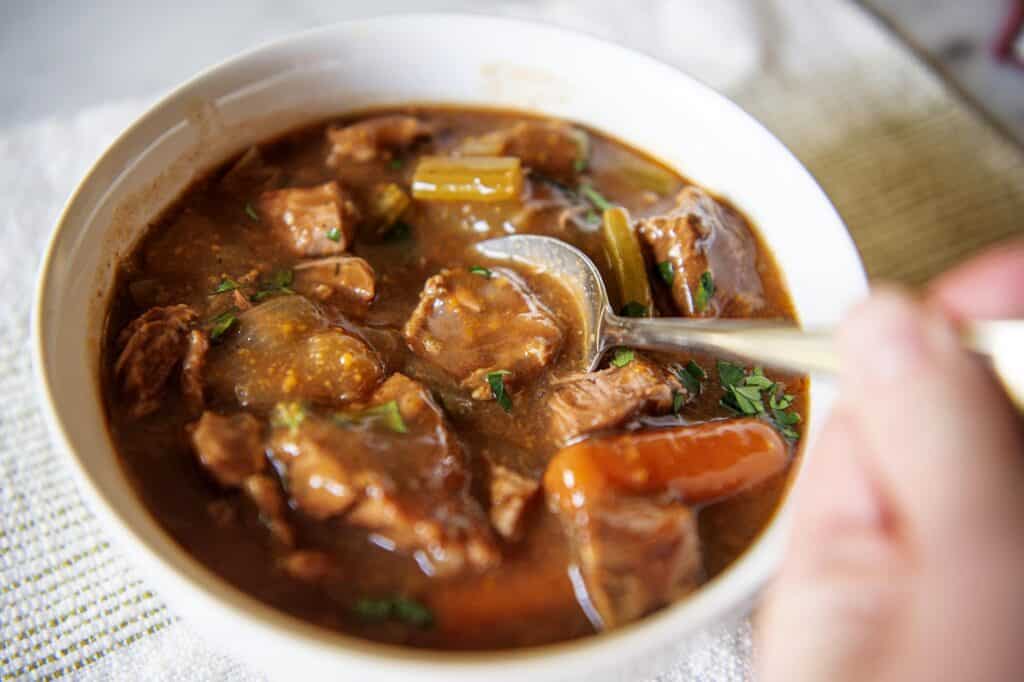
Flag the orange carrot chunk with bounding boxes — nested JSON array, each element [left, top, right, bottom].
[[544, 417, 790, 513]]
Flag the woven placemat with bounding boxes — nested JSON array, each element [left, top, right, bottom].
[[730, 2, 1024, 284], [2, 2, 1022, 680]]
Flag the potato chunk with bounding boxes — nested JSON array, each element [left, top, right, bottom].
[[207, 296, 382, 408]]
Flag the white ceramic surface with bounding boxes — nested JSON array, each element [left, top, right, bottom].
[[33, 14, 868, 682]]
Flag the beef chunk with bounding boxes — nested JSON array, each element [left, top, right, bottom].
[[549, 355, 682, 445], [242, 473, 295, 546], [461, 121, 586, 181], [220, 146, 281, 194], [190, 411, 266, 487], [278, 425, 358, 520], [271, 374, 499, 577], [114, 304, 198, 418], [180, 330, 209, 414], [280, 550, 333, 582], [293, 256, 376, 314], [206, 295, 383, 409], [257, 181, 360, 256], [488, 464, 540, 541], [638, 187, 764, 317], [326, 115, 433, 165], [569, 496, 701, 628], [403, 268, 563, 400]]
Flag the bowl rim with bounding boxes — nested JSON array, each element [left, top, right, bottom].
[[31, 11, 867, 676]]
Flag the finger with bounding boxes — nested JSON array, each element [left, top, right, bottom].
[[927, 239, 1024, 319], [836, 288, 1024, 551], [757, 405, 905, 682]]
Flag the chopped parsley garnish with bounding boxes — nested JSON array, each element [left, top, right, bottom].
[[383, 220, 412, 242], [352, 596, 433, 629], [468, 265, 492, 278], [716, 361, 801, 440], [685, 359, 707, 380], [675, 360, 706, 397], [326, 226, 342, 242], [487, 370, 513, 413], [694, 270, 715, 313], [572, 129, 590, 173], [611, 348, 635, 368], [657, 261, 675, 286], [619, 301, 647, 317], [580, 184, 613, 212], [251, 269, 295, 302], [212, 278, 240, 294], [672, 390, 685, 415], [244, 202, 260, 221], [335, 400, 408, 434], [271, 402, 308, 430], [208, 309, 238, 340], [716, 360, 746, 389], [389, 158, 404, 170]]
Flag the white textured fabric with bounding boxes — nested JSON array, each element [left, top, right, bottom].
[[4, 2, 1023, 680]]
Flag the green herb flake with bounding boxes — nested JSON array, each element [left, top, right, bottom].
[[716, 360, 746, 389], [212, 278, 240, 294], [744, 369, 774, 390], [611, 348, 635, 368], [676, 367, 700, 397], [469, 265, 492, 279], [657, 260, 675, 286], [362, 401, 408, 434], [572, 129, 590, 173], [268, 269, 294, 290], [392, 597, 434, 628], [584, 210, 601, 226], [252, 269, 295, 302], [487, 370, 513, 413], [352, 596, 433, 628], [326, 226, 342, 242], [580, 184, 613, 212], [384, 220, 412, 242], [672, 390, 685, 415], [619, 301, 647, 318], [389, 158, 404, 170], [244, 202, 260, 221], [208, 310, 238, 340], [352, 598, 392, 622], [271, 402, 308, 430], [685, 360, 706, 381], [732, 385, 766, 413], [334, 400, 408, 434], [694, 270, 715, 312]]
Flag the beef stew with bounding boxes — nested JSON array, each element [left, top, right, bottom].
[[103, 107, 805, 650]]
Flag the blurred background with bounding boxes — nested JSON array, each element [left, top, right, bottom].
[[1, 0, 1022, 142]]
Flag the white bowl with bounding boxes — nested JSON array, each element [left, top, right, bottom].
[[33, 13, 867, 682]]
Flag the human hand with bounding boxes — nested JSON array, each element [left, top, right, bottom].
[[756, 241, 1024, 682]]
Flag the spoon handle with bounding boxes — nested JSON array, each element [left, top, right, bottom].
[[603, 316, 1023, 406]]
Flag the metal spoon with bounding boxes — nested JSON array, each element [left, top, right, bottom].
[[476, 235, 1023, 404]]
